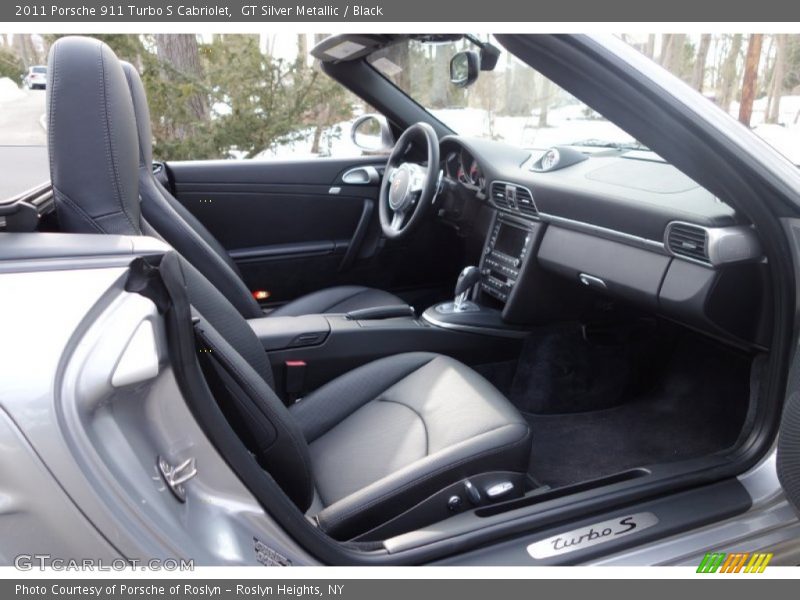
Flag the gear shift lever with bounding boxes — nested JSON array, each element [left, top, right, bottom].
[[454, 266, 481, 310]]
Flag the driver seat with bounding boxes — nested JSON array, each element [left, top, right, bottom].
[[117, 61, 403, 320]]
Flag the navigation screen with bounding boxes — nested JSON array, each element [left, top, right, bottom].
[[494, 224, 527, 257]]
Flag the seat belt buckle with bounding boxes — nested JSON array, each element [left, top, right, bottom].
[[285, 360, 307, 402]]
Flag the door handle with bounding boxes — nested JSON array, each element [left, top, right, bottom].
[[342, 166, 380, 185]]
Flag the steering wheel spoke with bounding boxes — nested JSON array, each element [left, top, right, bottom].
[[408, 163, 428, 193], [390, 209, 406, 232]]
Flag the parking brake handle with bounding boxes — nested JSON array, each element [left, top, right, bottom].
[[345, 305, 415, 320]]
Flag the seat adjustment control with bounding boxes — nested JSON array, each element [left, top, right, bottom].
[[463, 479, 481, 505], [447, 495, 462, 512], [485, 481, 515, 500]]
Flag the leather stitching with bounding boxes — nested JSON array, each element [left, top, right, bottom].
[[53, 187, 104, 233], [301, 354, 437, 442], [377, 397, 429, 456], [122, 65, 148, 168], [98, 44, 138, 234], [46, 42, 58, 181]]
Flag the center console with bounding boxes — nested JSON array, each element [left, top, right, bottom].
[[250, 213, 556, 399], [249, 309, 522, 401], [480, 215, 537, 304]]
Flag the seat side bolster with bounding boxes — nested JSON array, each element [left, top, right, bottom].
[[194, 311, 315, 511], [314, 421, 531, 540], [140, 176, 263, 319]]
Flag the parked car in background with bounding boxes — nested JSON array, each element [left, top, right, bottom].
[[22, 65, 47, 89]]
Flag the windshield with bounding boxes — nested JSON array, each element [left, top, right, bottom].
[[32, 67, 46, 74], [368, 34, 800, 166], [367, 36, 640, 151]]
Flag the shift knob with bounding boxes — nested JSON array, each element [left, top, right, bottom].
[[454, 266, 481, 307]]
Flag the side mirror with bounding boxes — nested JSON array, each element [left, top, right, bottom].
[[450, 51, 480, 88], [351, 114, 394, 153]]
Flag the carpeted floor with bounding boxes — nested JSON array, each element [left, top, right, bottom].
[[495, 323, 753, 488]]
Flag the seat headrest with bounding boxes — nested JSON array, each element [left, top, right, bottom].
[[120, 61, 153, 169], [47, 36, 141, 235]]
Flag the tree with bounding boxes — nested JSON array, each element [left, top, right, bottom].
[[766, 34, 787, 123], [717, 34, 743, 112], [295, 34, 356, 156], [644, 34, 656, 60], [0, 46, 24, 80], [537, 76, 554, 128], [13, 33, 39, 67], [428, 44, 452, 109], [154, 34, 209, 130], [691, 34, 712, 92], [738, 34, 763, 126]]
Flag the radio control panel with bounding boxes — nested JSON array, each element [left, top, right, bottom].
[[480, 217, 534, 303]]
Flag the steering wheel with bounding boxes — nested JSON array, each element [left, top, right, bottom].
[[379, 122, 441, 239]]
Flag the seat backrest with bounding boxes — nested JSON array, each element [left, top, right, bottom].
[[120, 61, 263, 319], [47, 36, 314, 510], [47, 37, 141, 236]]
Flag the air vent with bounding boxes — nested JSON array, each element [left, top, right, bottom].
[[515, 186, 537, 216], [490, 182, 537, 217], [667, 223, 708, 263], [490, 182, 512, 209]]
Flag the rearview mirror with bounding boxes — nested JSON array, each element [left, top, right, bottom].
[[351, 114, 394, 153], [450, 51, 480, 88]]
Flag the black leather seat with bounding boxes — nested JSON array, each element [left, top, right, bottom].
[[46, 37, 532, 540], [83, 57, 405, 319]]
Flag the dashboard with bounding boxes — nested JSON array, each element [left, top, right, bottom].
[[436, 135, 770, 349]]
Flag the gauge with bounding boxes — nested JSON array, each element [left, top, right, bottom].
[[468, 160, 480, 185], [540, 148, 560, 171], [445, 151, 460, 179], [458, 150, 473, 185]]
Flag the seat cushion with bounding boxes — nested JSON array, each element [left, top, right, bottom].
[[268, 285, 405, 318], [290, 352, 532, 539]]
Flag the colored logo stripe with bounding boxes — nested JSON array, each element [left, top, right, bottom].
[[697, 552, 772, 573], [745, 553, 773, 573], [697, 553, 726, 573]]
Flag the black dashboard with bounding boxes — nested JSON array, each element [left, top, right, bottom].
[[436, 135, 770, 349]]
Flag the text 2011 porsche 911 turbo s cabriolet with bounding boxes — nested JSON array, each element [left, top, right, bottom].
[[1, 33, 800, 566]]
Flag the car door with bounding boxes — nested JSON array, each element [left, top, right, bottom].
[[161, 155, 462, 308]]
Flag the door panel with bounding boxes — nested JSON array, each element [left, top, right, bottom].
[[165, 156, 463, 307]]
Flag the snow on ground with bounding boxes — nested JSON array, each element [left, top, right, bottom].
[[255, 119, 362, 160], [730, 95, 800, 165], [0, 77, 26, 102], [750, 123, 800, 165], [263, 103, 637, 160], [264, 98, 800, 166]]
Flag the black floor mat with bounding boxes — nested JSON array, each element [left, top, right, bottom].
[[520, 329, 752, 488]]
